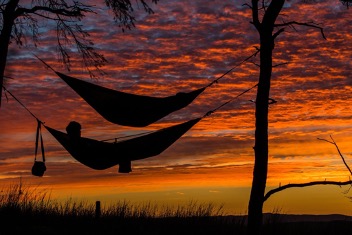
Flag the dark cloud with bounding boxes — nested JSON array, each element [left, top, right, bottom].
[[0, 1, 351, 212]]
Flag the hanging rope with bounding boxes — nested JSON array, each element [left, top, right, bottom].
[[204, 83, 258, 117], [2, 85, 47, 176], [101, 130, 157, 142], [4, 48, 260, 142], [103, 82, 257, 142], [2, 85, 43, 124], [35, 48, 259, 90], [34, 119, 46, 163], [34, 55, 56, 73], [206, 49, 260, 88], [104, 83, 258, 142]]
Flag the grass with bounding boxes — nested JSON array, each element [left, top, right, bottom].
[[1, 182, 352, 235], [0, 182, 242, 235]]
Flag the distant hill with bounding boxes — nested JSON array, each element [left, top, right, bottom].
[[264, 213, 352, 223], [222, 213, 352, 223]]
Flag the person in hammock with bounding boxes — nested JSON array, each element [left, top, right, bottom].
[[65, 121, 132, 173], [65, 121, 82, 157], [66, 121, 81, 140]]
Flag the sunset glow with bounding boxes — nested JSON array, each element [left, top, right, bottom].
[[1, 0, 352, 215]]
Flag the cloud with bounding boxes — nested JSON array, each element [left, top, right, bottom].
[[0, 0, 351, 210]]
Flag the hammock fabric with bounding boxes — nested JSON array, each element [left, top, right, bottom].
[[44, 118, 201, 172], [56, 72, 206, 127]]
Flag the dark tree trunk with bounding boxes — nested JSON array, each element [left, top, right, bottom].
[[247, 31, 272, 235], [0, 0, 19, 107], [247, 1, 285, 234]]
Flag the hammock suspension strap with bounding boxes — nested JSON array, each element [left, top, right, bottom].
[[32, 120, 47, 177], [2, 86, 43, 123], [2, 85, 47, 176], [35, 49, 259, 91], [204, 83, 258, 118], [3, 85, 46, 161], [34, 120, 46, 163], [206, 49, 259, 88]]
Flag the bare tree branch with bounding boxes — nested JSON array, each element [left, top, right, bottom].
[[0, 0, 7, 10], [251, 0, 260, 29], [105, 0, 158, 30], [15, 4, 89, 18], [261, 0, 267, 13], [318, 136, 352, 176], [139, 0, 158, 14], [272, 62, 289, 67], [272, 28, 285, 40], [242, 3, 252, 9], [340, 0, 351, 8], [264, 180, 352, 202], [31, 12, 73, 21], [249, 61, 260, 67], [264, 136, 352, 202], [262, 0, 285, 27], [55, 14, 107, 76], [274, 21, 326, 39]]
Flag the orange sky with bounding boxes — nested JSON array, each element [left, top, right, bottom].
[[1, 0, 352, 215]]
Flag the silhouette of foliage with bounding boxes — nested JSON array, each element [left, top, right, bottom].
[[0, 0, 158, 106], [340, 0, 351, 8], [0, 0, 158, 75]]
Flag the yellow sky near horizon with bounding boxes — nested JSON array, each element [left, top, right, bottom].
[[0, 0, 352, 215]]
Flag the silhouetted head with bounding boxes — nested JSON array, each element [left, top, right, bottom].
[[66, 121, 81, 138]]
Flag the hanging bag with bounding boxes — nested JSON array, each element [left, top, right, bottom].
[[32, 120, 46, 177]]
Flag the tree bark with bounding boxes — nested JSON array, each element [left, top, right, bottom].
[[247, 29, 272, 235], [247, 1, 285, 234], [0, 0, 20, 107]]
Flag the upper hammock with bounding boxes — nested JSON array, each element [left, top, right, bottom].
[[44, 118, 201, 173], [56, 71, 206, 127], [36, 52, 257, 127]]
